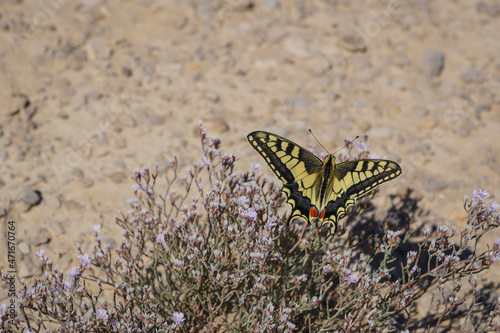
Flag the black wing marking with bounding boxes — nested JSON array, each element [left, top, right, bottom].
[[282, 182, 312, 224]]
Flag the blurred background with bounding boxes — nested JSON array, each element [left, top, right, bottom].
[[1, 0, 499, 295]]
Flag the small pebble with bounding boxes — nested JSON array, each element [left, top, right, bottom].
[[203, 91, 220, 103], [338, 32, 367, 52], [46, 220, 65, 237], [461, 68, 483, 83], [290, 97, 309, 107], [477, 2, 500, 17], [262, 0, 280, 11], [421, 176, 447, 192], [18, 255, 42, 278], [459, 122, 475, 137], [22, 185, 42, 206], [413, 105, 429, 116], [420, 49, 445, 77], [122, 67, 132, 77], [18, 242, 30, 255]]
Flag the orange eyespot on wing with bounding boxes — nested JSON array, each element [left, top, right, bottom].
[[319, 209, 326, 220], [310, 206, 319, 218]]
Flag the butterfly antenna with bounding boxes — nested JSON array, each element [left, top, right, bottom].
[[308, 129, 330, 154], [332, 135, 360, 156]]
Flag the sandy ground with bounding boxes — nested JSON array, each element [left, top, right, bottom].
[[1, 0, 499, 324]]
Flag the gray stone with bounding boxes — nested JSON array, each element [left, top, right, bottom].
[[262, 0, 279, 11], [413, 105, 429, 116], [46, 220, 66, 237], [461, 68, 483, 83], [338, 32, 367, 53], [459, 122, 475, 137], [420, 49, 445, 77], [202, 91, 220, 103], [108, 171, 127, 184], [44, 195, 61, 211], [475, 104, 491, 118], [33, 230, 50, 246], [21, 185, 42, 206], [18, 242, 30, 255], [122, 67, 132, 77], [18, 255, 42, 278], [0, 137, 11, 146], [290, 97, 309, 107], [477, 2, 500, 17], [422, 176, 447, 192], [283, 37, 310, 58], [24, 104, 37, 119]]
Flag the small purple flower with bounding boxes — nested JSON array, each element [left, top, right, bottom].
[[345, 272, 358, 284], [169, 156, 178, 168], [96, 308, 109, 321], [92, 225, 101, 233], [238, 196, 250, 206], [296, 274, 308, 283], [473, 189, 489, 200], [265, 219, 277, 229], [173, 312, 185, 326], [173, 258, 185, 268], [490, 201, 500, 211], [493, 239, 500, 261], [66, 267, 80, 279], [245, 207, 257, 222], [156, 233, 165, 244], [368, 152, 381, 159], [63, 279, 72, 291], [201, 156, 211, 167], [355, 141, 367, 152], [265, 302, 274, 316], [35, 249, 45, 258], [0, 303, 6, 315], [250, 162, 261, 171], [78, 253, 91, 268]]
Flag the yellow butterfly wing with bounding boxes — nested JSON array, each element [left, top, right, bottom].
[[320, 159, 402, 227], [247, 131, 323, 184], [247, 131, 323, 223]]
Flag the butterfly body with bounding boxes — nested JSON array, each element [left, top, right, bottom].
[[247, 131, 402, 230]]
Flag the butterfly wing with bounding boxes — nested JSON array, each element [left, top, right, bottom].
[[247, 131, 324, 223], [247, 131, 323, 183], [322, 159, 402, 228]]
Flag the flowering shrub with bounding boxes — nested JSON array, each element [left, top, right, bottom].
[[1, 124, 500, 332]]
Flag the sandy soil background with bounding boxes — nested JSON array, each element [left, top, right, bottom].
[[1, 0, 500, 323]]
